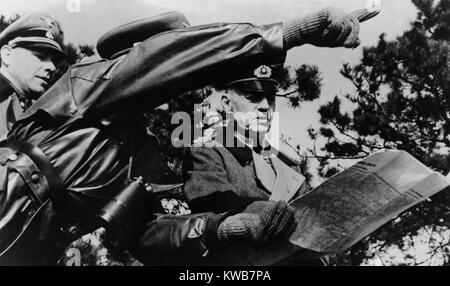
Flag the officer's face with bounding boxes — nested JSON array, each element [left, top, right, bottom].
[[2, 46, 56, 98], [223, 88, 275, 138]]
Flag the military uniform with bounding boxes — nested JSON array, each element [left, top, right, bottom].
[[184, 62, 306, 212], [182, 63, 316, 265], [0, 74, 27, 138], [0, 13, 65, 138], [184, 129, 307, 213], [0, 11, 285, 265]]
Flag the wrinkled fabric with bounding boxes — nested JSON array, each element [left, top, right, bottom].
[[0, 74, 27, 139], [132, 212, 223, 265], [184, 144, 270, 213], [12, 23, 284, 195], [183, 127, 305, 224], [0, 22, 285, 264], [0, 148, 66, 265], [252, 151, 305, 202], [183, 136, 319, 265]]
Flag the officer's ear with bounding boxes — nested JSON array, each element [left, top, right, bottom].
[[0, 45, 13, 66], [221, 91, 232, 113]]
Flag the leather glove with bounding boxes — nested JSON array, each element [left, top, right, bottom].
[[283, 7, 380, 49], [217, 201, 297, 246]]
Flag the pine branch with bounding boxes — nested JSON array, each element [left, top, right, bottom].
[[283, 136, 368, 160], [330, 121, 384, 150], [279, 89, 300, 97]]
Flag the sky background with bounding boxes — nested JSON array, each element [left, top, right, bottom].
[[0, 0, 419, 180]]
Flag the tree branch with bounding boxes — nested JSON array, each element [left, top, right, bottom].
[[279, 89, 300, 97], [283, 136, 368, 160]]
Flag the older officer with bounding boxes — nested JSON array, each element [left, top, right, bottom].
[[0, 13, 64, 137], [183, 64, 305, 242], [183, 63, 333, 265], [0, 7, 378, 265]]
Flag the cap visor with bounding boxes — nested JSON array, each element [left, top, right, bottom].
[[16, 41, 66, 61]]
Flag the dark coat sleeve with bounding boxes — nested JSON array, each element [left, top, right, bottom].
[[0, 149, 67, 265], [75, 23, 285, 118], [131, 211, 225, 266], [19, 23, 284, 122]]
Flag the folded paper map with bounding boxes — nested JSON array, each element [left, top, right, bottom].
[[208, 150, 450, 265]]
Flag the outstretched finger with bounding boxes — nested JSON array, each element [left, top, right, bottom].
[[349, 8, 380, 23], [335, 17, 353, 46], [343, 17, 360, 48]]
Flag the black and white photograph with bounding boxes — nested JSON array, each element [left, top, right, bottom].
[[0, 0, 449, 270]]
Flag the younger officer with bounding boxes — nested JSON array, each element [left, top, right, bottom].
[[0, 13, 65, 137]]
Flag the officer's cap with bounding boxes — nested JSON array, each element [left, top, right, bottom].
[[220, 64, 283, 95], [0, 12, 65, 59], [97, 11, 190, 59]]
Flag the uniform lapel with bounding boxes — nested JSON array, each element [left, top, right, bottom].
[[269, 155, 306, 202], [253, 150, 306, 202], [252, 150, 277, 194], [228, 128, 307, 202]]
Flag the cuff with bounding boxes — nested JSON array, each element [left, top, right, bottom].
[[260, 23, 287, 64], [203, 212, 227, 251]]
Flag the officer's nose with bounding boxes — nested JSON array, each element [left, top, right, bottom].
[[44, 59, 56, 74], [257, 97, 271, 111], [40, 55, 56, 75]]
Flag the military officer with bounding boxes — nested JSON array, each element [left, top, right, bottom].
[[0, 13, 65, 138], [0, 7, 378, 266], [183, 63, 325, 264], [184, 63, 304, 209]]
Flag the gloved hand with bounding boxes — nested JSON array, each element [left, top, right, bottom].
[[283, 7, 380, 49], [217, 201, 297, 246]]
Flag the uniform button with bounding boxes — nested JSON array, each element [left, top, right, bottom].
[[8, 153, 18, 161], [30, 173, 40, 184]]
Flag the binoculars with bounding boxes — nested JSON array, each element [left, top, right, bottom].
[[96, 177, 153, 249]]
